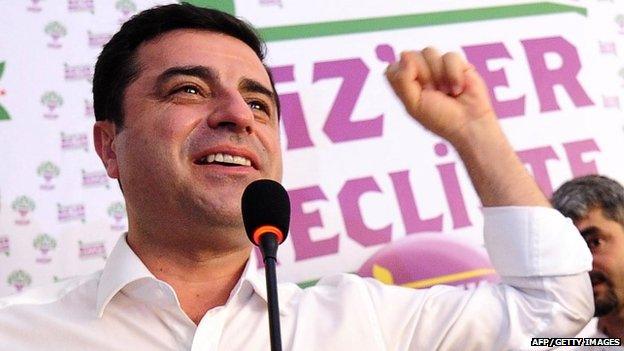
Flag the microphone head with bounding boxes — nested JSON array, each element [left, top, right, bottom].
[[241, 179, 290, 245]]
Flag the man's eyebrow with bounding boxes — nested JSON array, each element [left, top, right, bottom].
[[155, 65, 218, 86], [239, 78, 276, 103], [580, 226, 599, 238]]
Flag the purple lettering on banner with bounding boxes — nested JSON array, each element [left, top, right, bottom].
[[389, 170, 443, 234], [563, 139, 601, 177], [435, 143, 471, 229], [271, 65, 314, 150], [0, 236, 9, 256], [78, 241, 106, 260], [463, 42, 525, 119], [599, 41, 617, 55], [313, 58, 383, 143], [87, 31, 113, 48], [521, 36, 594, 112], [64, 63, 93, 82], [375, 44, 397, 64], [517, 146, 559, 197], [602, 95, 620, 109], [338, 177, 392, 246], [289, 186, 339, 261]]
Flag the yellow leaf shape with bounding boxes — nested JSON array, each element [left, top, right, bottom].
[[372, 264, 394, 285], [402, 268, 496, 289]]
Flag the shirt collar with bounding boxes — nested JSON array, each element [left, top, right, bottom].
[[96, 235, 279, 318], [95, 234, 156, 318], [231, 253, 289, 317]]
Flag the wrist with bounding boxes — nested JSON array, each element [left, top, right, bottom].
[[446, 112, 503, 152]]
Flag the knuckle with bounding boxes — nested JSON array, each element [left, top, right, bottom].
[[422, 46, 436, 54], [400, 50, 413, 58], [441, 52, 455, 61], [401, 51, 418, 64], [444, 52, 465, 67]]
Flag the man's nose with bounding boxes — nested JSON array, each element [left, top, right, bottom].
[[207, 90, 254, 134]]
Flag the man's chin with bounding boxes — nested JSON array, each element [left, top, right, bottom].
[[593, 290, 619, 317], [181, 198, 244, 230]]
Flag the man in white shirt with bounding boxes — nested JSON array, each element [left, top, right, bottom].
[[552, 175, 624, 350], [0, 3, 593, 350]]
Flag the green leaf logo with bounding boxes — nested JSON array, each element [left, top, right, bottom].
[[12, 196, 35, 214], [33, 234, 57, 253], [44, 21, 67, 39], [12, 196, 35, 225], [7, 270, 32, 291], [41, 91, 63, 118], [41, 91, 63, 109], [37, 161, 60, 185], [0, 61, 9, 121], [107, 202, 126, 220], [616, 14, 624, 28], [37, 161, 60, 177], [44, 22, 67, 49], [116, 0, 137, 15], [182, 0, 235, 15], [0, 105, 9, 121]]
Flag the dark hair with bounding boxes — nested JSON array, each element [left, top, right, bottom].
[[551, 175, 624, 226], [93, 3, 279, 128]]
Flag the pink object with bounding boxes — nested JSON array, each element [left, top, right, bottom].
[[358, 234, 499, 289]]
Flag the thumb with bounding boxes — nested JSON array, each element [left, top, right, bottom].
[[462, 65, 490, 101]]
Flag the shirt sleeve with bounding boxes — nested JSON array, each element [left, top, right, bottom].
[[363, 206, 594, 351], [483, 207, 592, 277]]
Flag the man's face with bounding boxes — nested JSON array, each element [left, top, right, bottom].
[[97, 30, 282, 240], [574, 208, 624, 317]]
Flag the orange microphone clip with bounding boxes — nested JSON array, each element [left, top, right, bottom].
[[252, 225, 284, 246]]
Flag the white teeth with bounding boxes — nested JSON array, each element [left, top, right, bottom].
[[199, 152, 251, 166]]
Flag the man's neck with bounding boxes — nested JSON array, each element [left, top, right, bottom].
[[126, 230, 252, 325]]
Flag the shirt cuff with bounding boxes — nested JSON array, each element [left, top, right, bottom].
[[483, 206, 592, 277]]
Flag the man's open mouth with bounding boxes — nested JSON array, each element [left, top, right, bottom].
[[194, 152, 252, 167]]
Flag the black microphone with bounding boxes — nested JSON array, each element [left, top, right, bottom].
[[241, 179, 290, 351]]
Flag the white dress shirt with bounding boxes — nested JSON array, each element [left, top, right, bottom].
[[0, 207, 593, 350]]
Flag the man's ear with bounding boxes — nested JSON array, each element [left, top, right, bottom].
[[93, 121, 119, 179]]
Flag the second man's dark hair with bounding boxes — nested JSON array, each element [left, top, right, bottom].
[[552, 174, 624, 226]]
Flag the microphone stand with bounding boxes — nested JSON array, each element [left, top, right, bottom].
[[259, 233, 282, 351]]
